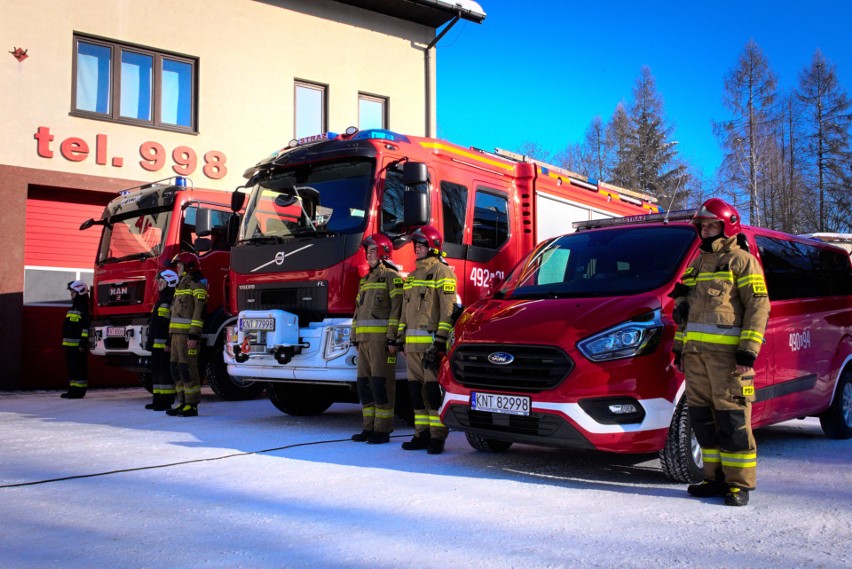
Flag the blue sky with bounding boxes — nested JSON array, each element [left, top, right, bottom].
[[436, 0, 852, 180]]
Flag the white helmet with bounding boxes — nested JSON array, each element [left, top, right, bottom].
[[157, 269, 180, 288], [67, 280, 89, 295]]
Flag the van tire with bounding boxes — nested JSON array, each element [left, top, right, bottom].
[[659, 396, 703, 483], [266, 382, 334, 416], [205, 335, 265, 401], [819, 370, 852, 439], [465, 432, 513, 453]]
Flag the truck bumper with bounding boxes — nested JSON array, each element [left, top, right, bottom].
[[224, 312, 405, 384], [89, 323, 151, 357]]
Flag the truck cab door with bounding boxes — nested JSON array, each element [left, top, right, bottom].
[[461, 184, 514, 307]]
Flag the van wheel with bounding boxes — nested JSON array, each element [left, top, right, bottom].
[[205, 335, 265, 401], [139, 373, 153, 394], [266, 383, 334, 416], [820, 370, 852, 439], [465, 432, 513, 452], [659, 396, 703, 483]]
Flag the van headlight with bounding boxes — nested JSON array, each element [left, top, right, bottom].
[[323, 325, 352, 360], [577, 309, 663, 362]]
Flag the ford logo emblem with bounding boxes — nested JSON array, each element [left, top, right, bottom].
[[488, 352, 514, 365]]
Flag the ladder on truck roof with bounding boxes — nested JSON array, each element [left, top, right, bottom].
[[485, 147, 659, 208]]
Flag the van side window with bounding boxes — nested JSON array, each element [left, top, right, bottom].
[[757, 236, 852, 299], [472, 189, 509, 250], [380, 168, 405, 236]]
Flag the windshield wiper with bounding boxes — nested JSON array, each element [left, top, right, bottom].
[[99, 251, 153, 264]]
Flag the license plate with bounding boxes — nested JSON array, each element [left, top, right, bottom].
[[106, 326, 125, 337], [470, 392, 531, 416], [241, 318, 275, 331]]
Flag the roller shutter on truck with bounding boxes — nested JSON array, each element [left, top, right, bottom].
[[535, 191, 616, 242], [22, 186, 134, 388]]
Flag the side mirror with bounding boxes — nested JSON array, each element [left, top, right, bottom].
[[79, 218, 96, 231], [403, 162, 428, 186], [231, 190, 246, 212], [194, 237, 212, 252], [403, 189, 429, 227], [195, 208, 215, 237], [227, 214, 241, 247]]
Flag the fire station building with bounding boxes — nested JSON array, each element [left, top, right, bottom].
[[0, 0, 485, 389]]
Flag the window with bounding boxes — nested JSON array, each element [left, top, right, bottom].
[[72, 34, 197, 131], [757, 236, 852, 300], [472, 189, 509, 250], [359, 94, 387, 130], [295, 81, 327, 138], [441, 181, 468, 245]]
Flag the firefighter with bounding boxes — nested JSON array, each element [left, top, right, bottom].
[[61, 280, 91, 399], [396, 225, 456, 455], [672, 198, 770, 506], [351, 233, 404, 444], [166, 252, 207, 417], [144, 269, 179, 411]]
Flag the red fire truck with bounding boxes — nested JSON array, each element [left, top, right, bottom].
[[80, 177, 263, 400], [439, 210, 852, 481], [218, 128, 660, 417]]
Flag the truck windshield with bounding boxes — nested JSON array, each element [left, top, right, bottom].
[[498, 225, 696, 299], [240, 159, 373, 241], [96, 208, 171, 264]]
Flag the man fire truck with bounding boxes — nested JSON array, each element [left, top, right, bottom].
[[216, 127, 660, 418], [79, 177, 263, 400]]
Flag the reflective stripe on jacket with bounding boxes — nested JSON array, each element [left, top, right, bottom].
[[397, 256, 456, 352], [169, 273, 207, 336]]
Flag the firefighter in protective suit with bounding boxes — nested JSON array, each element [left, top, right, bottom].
[[396, 225, 456, 455], [167, 252, 207, 417], [672, 198, 770, 506], [61, 280, 90, 399], [351, 233, 404, 444], [144, 269, 179, 411]]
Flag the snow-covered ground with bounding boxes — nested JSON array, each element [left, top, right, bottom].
[[1, 387, 849, 569]]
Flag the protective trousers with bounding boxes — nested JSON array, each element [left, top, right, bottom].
[[684, 351, 757, 490], [355, 341, 396, 434], [405, 352, 447, 441], [65, 346, 88, 394], [151, 348, 176, 407], [169, 334, 201, 405]]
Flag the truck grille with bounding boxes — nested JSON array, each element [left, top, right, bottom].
[[97, 279, 146, 307], [450, 344, 573, 392], [238, 282, 329, 321]]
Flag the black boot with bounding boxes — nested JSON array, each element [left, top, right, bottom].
[[351, 430, 373, 442], [401, 432, 431, 450], [176, 404, 198, 417], [145, 395, 159, 410], [725, 487, 750, 506], [426, 438, 446, 455], [687, 480, 728, 498], [367, 432, 390, 444], [166, 402, 186, 416], [60, 387, 85, 399]]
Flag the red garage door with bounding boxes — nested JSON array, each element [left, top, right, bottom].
[[22, 186, 135, 389]]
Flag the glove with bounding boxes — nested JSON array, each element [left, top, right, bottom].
[[672, 350, 682, 368], [672, 302, 689, 326], [432, 338, 447, 356], [423, 346, 439, 372], [735, 350, 756, 368]]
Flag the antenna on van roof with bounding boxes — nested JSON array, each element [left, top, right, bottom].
[[663, 177, 684, 224]]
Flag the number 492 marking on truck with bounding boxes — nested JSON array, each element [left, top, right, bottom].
[[789, 330, 812, 351], [470, 267, 505, 288]]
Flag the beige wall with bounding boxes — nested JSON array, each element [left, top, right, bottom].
[[0, 0, 436, 191]]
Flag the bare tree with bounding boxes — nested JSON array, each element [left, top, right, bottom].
[[714, 39, 779, 226], [796, 49, 852, 232]]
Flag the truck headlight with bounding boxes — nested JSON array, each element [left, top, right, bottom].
[[577, 309, 663, 362], [323, 325, 352, 360]]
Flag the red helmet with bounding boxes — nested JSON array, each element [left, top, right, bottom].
[[410, 225, 443, 255], [171, 251, 199, 271], [691, 198, 742, 237], [362, 233, 393, 260]]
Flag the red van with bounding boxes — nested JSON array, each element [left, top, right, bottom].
[[439, 211, 852, 481]]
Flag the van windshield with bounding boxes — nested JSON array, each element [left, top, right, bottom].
[[498, 225, 696, 299]]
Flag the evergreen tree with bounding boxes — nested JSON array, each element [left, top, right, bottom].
[[714, 39, 778, 226], [796, 49, 852, 232]]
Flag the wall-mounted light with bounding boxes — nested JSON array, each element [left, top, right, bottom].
[[10, 47, 28, 62]]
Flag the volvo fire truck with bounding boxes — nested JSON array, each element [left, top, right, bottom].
[[80, 177, 263, 400], [219, 128, 660, 416]]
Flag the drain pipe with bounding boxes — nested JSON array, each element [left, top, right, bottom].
[[424, 13, 460, 138]]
